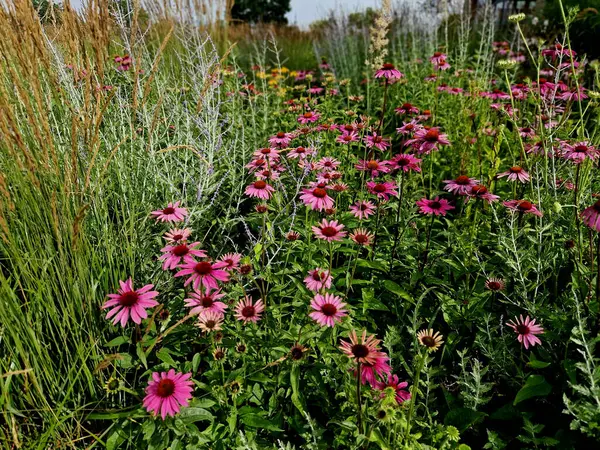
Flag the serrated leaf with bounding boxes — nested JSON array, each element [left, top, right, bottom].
[[513, 375, 551, 405]]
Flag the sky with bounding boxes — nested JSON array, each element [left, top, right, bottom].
[[286, 0, 380, 27]]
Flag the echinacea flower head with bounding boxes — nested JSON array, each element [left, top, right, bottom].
[[143, 369, 193, 420], [300, 186, 334, 211], [234, 296, 265, 323], [375, 375, 411, 404], [391, 153, 422, 173], [159, 242, 207, 271], [309, 293, 348, 327], [561, 141, 599, 164], [355, 159, 391, 178], [364, 133, 391, 151], [245, 180, 275, 200], [288, 146, 316, 159], [350, 228, 374, 246], [367, 181, 398, 201], [336, 130, 360, 144], [468, 185, 500, 203], [416, 197, 454, 216], [268, 131, 293, 147], [218, 253, 242, 271], [406, 127, 450, 154], [196, 310, 224, 333], [151, 201, 188, 223], [312, 219, 347, 242], [297, 111, 321, 124], [304, 268, 332, 292], [175, 260, 230, 290], [581, 200, 600, 232], [498, 166, 530, 183], [485, 277, 505, 291], [443, 175, 479, 196], [102, 278, 159, 327], [349, 200, 376, 219], [506, 315, 544, 349], [359, 351, 392, 386], [503, 200, 543, 217], [417, 329, 444, 352], [374, 63, 404, 81], [164, 228, 192, 243], [395, 103, 419, 116], [339, 330, 384, 365], [184, 288, 227, 315], [316, 157, 341, 171]]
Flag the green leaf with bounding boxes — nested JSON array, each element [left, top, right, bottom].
[[137, 342, 147, 369], [178, 407, 213, 424], [369, 427, 390, 449], [142, 420, 155, 441], [526, 360, 550, 369], [240, 413, 283, 431], [192, 353, 201, 373], [290, 364, 305, 414], [382, 280, 413, 302], [156, 348, 176, 367], [444, 408, 486, 432], [513, 375, 551, 405], [106, 336, 129, 347], [357, 259, 388, 272]]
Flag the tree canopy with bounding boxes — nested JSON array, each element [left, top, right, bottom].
[[231, 0, 292, 24]]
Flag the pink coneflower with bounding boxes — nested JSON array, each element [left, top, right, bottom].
[[102, 279, 159, 327], [339, 330, 384, 365], [304, 268, 332, 292], [309, 293, 348, 327], [443, 175, 479, 196], [164, 228, 192, 244], [359, 352, 391, 386], [143, 370, 193, 420], [561, 142, 599, 164], [316, 157, 341, 171], [268, 131, 294, 148], [433, 58, 451, 71], [288, 146, 316, 159], [519, 127, 536, 139], [349, 200, 376, 220], [364, 133, 391, 151], [331, 182, 349, 192], [253, 147, 281, 161], [391, 153, 422, 173], [367, 181, 398, 201], [245, 180, 275, 200], [506, 315, 544, 349], [396, 121, 421, 136], [312, 219, 347, 242], [498, 166, 530, 183], [406, 127, 450, 154], [218, 253, 242, 271], [336, 131, 360, 144], [300, 186, 334, 211], [485, 277, 505, 291], [317, 171, 342, 184], [429, 51, 447, 65], [159, 242, 207, 271], [503, 200, 543, 217], [424, 73, 437, 82], [468, 185, 500, 203], [196, 310, 224, 333], [286, 230, 301, 241], [298, 111, 321, 124], [175, 260, 230, 290], [350, 228, 374, 246], [581, 200, 600, 232], [151, 201, 188, 223], [374, 63, 404, 81], [416, 197, 455, 216], [184, 288, 228, 315], [375, 375, 411, 404], [395, 103, 420, 115], [234, 296, 265, 323], [355, 159, 391, 178]]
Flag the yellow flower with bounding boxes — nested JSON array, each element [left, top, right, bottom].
[[417, 329, 444, 352]]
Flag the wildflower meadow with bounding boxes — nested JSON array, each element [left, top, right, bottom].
[[2, 0, 600, 448]]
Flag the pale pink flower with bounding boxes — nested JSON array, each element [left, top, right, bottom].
[[159, 242, 207, 270], [143, 370, 193, 420], [218, 253, 242, 271], [268, 131, 293, 148], [163, 228, 192, 243], [350, 228, 374, 246], [355, 159, 391, 178], [297, 111, 321, 124], [304, 268, 332, 292], [336, 131, 360, 144], [366, 181, 398, 201], [196, 310, 224, 333], [349, 200, 376, 219], [288, 146, 316, 159], [395, 103, 419, 115], [498, 166, 530, 183], [312, 219, 347, 242], [467, 185, 500, 203], [561, 141, 599, 164], [245, 180, 275, 199], [503, 200, 543, 217], [316, 157, 341, 171], [443, 175, 479, 196], [102, 278, 159, 327], [184, 288, 228, 315], [234, 296, 265, 323], [309, 293, 348, 327], [364, 133, 391, 151], [151, 201, 188, 223]]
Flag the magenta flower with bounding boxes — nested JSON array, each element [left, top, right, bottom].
[[375, 374, 411, 404], [316, 157, 341, 171], [300, 186, 334, 211], [355, 159, 391, 178], [102, 278, 159, 327], [184, 288, 228, 315], [245, 180, 275, 200], [498, 166, 530, 183], [468, 185, 500, 204], [288, 146, 316, 159], [443, 175, 479, 196], [218, 252, 242, 271], [406, 127, 450, 154], [309, 293, 348, 327], [561, 141, 599, 164], [396, 121, 421, 135], [163, 228, 192, 243], [159, 241, 207, 271], [349, 200, 376, 220], [503, 200, 543, 217], [143, 369, 193, 420], [429, 51, 447, 65], [312, 219, 347, 242], [416, 197, 455, 216], [268, 131, 294, 148], [358, 351, 392, 386], [395, 103, 420, 115], [297, 111, 321, 124], [367, 181, 398, 201], [336, 131, 360, 144], [374, 63, 404, 81], [234, 296, 265, 323], [581, 200, 600, 232], [175, 260, 230, 290], [519, 127, 536, 139], [364, 132, 391, 151], [391, 153, 422, 173], [506, 315, 544, 349], [304, 268, 333, 292], [150, 201, 188, 223]]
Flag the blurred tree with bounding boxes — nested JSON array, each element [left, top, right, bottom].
[[231, 0, 291, 24]]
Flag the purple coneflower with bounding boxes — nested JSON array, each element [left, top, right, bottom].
[[506, 315, 544, 349], [309, 293, 348, 327], [364, 133, 391, 151], [143, 370, 193, 420], [184, 288, 228, 315], [498, 166, 530, 183], [103, 279, 159, 327], [151, 201, 188, 223], [159, 242, 207, 271], [245, 180, 275, 200], [234, 296, 265, 323], [443, 175, 479, 196], [581, 200, 600, 232], [304, 268, 332, 292], [366, 181, 398, 201], [416, 197, 454, 216], [175, 260, 230, 290], [503, 200, 543, 217], [300, 186, 334, 211], [349, 200, 376, 220], [312, 219, 347, 242], [374, 63, 404, 81]]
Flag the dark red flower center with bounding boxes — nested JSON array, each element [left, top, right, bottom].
[[373, 136, 382, 143], [156, 378, 175, 397], [303, 112, 313, 118], [296, 146, 305, 153], [276, 132, 285, 138], [201, 296, 214, 307], [204, 320, 217, 329], [509, 166, 522, 173], [119, 291, 139, 307], [593, 200, 600, 212], [311, 187, 327, 199], [351, 344, 369, 358], [522, 127, 532, 133], [433, 52, 442, 57], [343, 135, 353, 141], [253, 180, 267, 189], [373, 184, 386, 193], [260, 148, 271, 154], [574, 145, 588, 153], [430, 201, 442, 209], [321, 303, 337, 316], [472, 185, 488, 195], [367, 160, 379, 170], [172, 233, 183, 241], [241, 305, 255, 317], [516, 200, 533, 211], [359, 203, 368, 211], [487, 281, 502, 290], [424, 129, 440, 142], [320, 226, 337, 237], [354, 234, 369, 244], [515, 324, 529, 335], [396, 157, 408, 166], [382, 63, 395, 70], [402, 103, 413, 109], [421, 336, 436, 347], [194, 261, 213, 275], [312, 271, 325, 281], [172, 244, 189, 257], [455, 175, 471, 185], [405, 124, 415, 131], [162, 207, 175, 215]]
